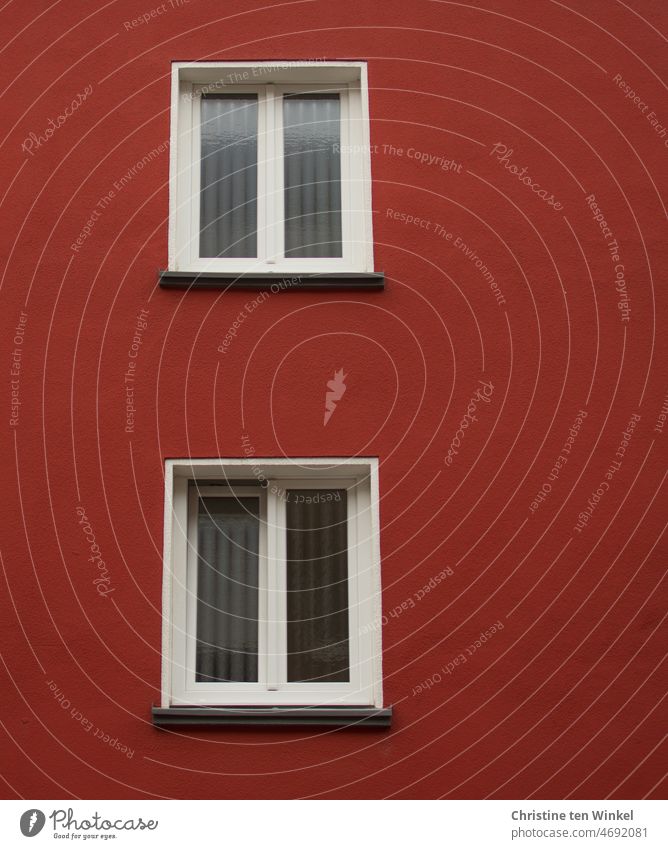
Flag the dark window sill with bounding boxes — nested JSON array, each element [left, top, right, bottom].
[[158, 270, 385, 291], [152, 705, 392, 728]]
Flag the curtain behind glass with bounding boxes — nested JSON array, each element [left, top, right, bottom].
[[283, 94, 342, 258], [286, 490, 349, 682], [200, 95, 258, 258], [196, 496, 259, 682]]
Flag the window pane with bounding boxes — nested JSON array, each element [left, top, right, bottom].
[[196, 497, 259, 682], [200, 95, 258, 258], [286, 490, 349, 682], [283, 94, 342, 258]]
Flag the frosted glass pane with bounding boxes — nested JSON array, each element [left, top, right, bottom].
[[283, 94, 342, 258], [196, 497, 259, 683], [286, 490, 349, 683], [200, 95, 258, 258]]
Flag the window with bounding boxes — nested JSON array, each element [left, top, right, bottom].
[[161, 459, 383, 708], [169, 62, 374, 274]]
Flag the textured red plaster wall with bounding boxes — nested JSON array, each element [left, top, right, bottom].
[[0, 0, 666, 799]]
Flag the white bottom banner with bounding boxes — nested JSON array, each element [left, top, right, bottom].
[[0, 800, 666, 848]]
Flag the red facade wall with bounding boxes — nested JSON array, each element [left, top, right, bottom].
[[1, 0, 666, 799]]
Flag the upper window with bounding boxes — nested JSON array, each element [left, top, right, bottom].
[[169, 62, 374, 274], [162, 458, 383, 708]]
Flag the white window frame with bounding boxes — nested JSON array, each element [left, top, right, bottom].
[[169, 61, 375, 274], [161, 458, 383, 708]]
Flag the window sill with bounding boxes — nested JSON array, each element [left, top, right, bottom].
[[158, 270, 385, 291], [152, 705, 392, 728]]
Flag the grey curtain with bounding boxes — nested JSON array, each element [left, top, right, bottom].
[[199, 95, 258, 258], [196, 497, 259, 683], [286, 491, 349, 682], [283, 94, 342, 258]]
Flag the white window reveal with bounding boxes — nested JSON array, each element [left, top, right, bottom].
[[162, 458, 383, 708], [169, 62, 375, 274]]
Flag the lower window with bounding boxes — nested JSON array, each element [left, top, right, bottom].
[[163, 459, 382, 707]]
